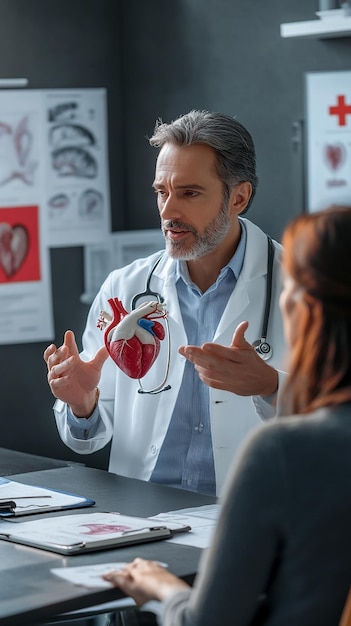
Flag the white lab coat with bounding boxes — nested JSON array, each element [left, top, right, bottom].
[[54, 218, 287, 495]]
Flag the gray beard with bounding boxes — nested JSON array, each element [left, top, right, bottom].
[[162, 201, 231, 261]]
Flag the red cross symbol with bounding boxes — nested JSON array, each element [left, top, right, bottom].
[[329, 95, 351, 126]]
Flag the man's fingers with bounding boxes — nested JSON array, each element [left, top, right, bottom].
[[47, 355, 75, 381], [180, 321, 252, 364], [94, 345, 109, 369], [48, 373, 73, 397], [43, 343, 57, 364], [230, 320, 250, 349], [63, 330, 80, 356]]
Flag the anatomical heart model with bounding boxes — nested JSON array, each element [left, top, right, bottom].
[[97, 298, 167, 379]]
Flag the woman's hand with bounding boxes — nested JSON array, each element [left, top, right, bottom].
[[103, 558, 190, 607]]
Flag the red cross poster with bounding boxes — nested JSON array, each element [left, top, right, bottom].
[[306, 71, 351, 212]]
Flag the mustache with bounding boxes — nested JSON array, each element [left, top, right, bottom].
[[162, 220, 197, 235]]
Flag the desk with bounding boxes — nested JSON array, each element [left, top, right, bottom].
[[0, 447, 79, 476], [0, 466, 217, 626]]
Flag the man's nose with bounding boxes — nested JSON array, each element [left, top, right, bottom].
[[159, 194, 182, 220]]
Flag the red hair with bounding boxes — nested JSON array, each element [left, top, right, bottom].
[[280, 205, 351, 415]]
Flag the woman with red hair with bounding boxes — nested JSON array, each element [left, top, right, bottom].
[[103, 206, 351, 626]]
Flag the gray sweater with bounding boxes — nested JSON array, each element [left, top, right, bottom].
[[161, 404, 351, 626]]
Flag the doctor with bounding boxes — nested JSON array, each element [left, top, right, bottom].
[[44, 110, 287, 498]]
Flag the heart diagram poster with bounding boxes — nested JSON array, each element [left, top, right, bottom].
[[0, 88, 110, 344], [306, 71, 351, 212]]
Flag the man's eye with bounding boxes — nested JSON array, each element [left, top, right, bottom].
[[184, 190, 198, 197], [155, 190, 166, 197]]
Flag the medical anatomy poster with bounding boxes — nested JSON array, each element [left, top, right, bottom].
[[0, 89, 53, 343], [306, 71, 351, 212], [0, 88, 110, 344], [44, 89, 110, 247]]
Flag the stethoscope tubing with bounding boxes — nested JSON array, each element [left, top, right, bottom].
[[131, 255, 165, 310], [130, 235, 274, 393], [131, 254, 171, 394], [253, 236, 274, 361]]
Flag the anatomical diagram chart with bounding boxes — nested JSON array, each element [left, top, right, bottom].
[[0, 88, 110, 344], [45, 89, 110, 246]]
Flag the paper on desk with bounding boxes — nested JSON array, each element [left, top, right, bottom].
[[49, 506, 221, 590], [51, 561, 167, 589], [51, 562, 133, 589], [0, 512, 172, 548], [149, 504, 221, 549], [0, 476, 93, 516]]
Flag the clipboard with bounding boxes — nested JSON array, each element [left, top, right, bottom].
[[0, 477, 95, 517], [0, 512, 191, 555]]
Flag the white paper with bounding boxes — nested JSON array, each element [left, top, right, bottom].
[[0, 476, 91, 515], [306, 71, 351, 212], [51, 561, 167, 590], [149, 504, 221, 549], [0, 512, 174, 546], [51, 562, 136, 589], [46, 507, 220, 599]]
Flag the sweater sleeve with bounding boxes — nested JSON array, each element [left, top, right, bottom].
[[162, 425, 286, 626]]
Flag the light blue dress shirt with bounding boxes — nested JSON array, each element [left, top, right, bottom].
[[151, 224, 247, 495], [68, 224, 247, 496]]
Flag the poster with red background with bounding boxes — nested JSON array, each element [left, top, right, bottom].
[[0, 205, 41, 283]]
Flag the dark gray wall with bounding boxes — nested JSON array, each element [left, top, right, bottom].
[[120, 0, 351, 238], [0, 0, 122, 469], [1, 0, 351, 468]]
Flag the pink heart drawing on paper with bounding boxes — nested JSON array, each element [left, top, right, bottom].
[[0, 223, 29, 277], [324, 142, 346, 172]]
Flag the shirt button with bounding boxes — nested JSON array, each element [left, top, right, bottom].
[[150, 445, 157, 455]]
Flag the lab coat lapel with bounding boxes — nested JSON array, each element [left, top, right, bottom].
[[214, 280, 249, 340], [214, 219, 268, 341]]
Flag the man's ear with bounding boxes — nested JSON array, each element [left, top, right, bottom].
[[229, 182, 252, 216]]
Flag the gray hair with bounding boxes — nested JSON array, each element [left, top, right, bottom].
[[149, 109, 258, 212]]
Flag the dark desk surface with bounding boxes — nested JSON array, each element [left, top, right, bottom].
[[0, 447, 78, 476], [0, 465, 217, 626]]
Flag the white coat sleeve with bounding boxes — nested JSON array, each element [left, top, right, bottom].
[[53, 397, 114, 454], [252, 370, 288, 420], [53, 272, 117, 454]]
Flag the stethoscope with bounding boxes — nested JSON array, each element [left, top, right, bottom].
[[252, 235, 274, 362], [131, 235, 274, 395], [131, 255, 171, 395]]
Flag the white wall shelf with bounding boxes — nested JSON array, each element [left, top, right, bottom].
[[280, 16, 351, 39]]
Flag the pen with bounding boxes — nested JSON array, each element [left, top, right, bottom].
[[0, 496, 52, 501], [122, 526, 169, 535]]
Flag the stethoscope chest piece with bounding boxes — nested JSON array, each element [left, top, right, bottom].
[[252, 235, 275, 362], [253, 339, 273, 361]]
